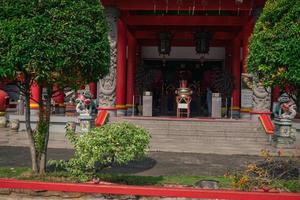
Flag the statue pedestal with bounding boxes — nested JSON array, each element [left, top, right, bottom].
[[272, 118, 296, 148], [211, 93, 221, 118], [78, 114, 94, 133], [143, 92, 153, 117], [0, 115, 7, 128]]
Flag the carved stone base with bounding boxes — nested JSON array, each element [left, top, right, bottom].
[[272, 118, 296, 148], [78, 115, 94, 133], [0, 116, 7, 128], [10, 119, 20, 132]]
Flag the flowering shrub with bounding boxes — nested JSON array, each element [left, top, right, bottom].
[[49, 122, 150, 181]]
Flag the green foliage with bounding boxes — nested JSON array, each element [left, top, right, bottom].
[[0, 167, 30, 178], [0, 0, 110, 87], [247, 0, 300, 89], [33, 120, 48, 153], [229, 149, 300, 192], [51, 122, 151, 181]]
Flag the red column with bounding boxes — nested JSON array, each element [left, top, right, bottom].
[[225, 45, 232, 72], [272, 86, 281, 103], [126, 31, 137, 111], [30, 83, 40, 110], [116, 19, 127, 115], [89, 82, 97, 99], [52, 85, 64, 106], [232, 36, 241, 113], [242, 20, 254, 73]]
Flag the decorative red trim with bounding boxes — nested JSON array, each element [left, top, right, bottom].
[[118, 116, 256, 123], [0, 179, 299, 200], [102, 0, 266, 11], [95, 110, 109, 127], [125, 16, 251, 26], [259, 114, 275, 135], [250, 111, 272, 115], [97, 107, 117, 110]]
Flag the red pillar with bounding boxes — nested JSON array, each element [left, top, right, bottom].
[[30, 83, 40, 110], [225, 45, 232, 72], [126, 31, 137, 112], [272, 86, 281, 103], [242, 20, 254, 73], [89, 82, 97, 99], [232, 36, 241, 113], [52, 85, 64, 106], [116, 19, 127, 115]]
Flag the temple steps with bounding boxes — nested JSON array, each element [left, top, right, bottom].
[[0, 129, 73, 149], [110, 117, 274, 155]]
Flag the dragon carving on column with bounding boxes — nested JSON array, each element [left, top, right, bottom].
[[242, 76, 271, 112], [98, 8, 119, 108]]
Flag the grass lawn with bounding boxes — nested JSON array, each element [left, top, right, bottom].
[[0, 167, 299, 192]]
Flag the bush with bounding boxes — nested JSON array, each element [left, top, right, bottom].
[[49, 122, 150, 181], [229, 149, 300, 192]]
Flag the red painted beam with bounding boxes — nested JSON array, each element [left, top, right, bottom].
[[0, 179, 299, 200], [139, 40, 226, 47], [134, 31, 236, 40], [125, 15, 251, 26], [101, 0, 266, 11]]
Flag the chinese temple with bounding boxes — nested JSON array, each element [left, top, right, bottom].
[[1, 0, 281, 119], [1, 0, 299, 155], [97, 0, 277, 119]]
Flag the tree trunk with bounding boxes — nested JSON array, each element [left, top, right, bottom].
[[39, 85, 52, 175], [24, 76, 38, 173]]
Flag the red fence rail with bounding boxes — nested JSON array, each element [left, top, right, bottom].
[[0, 179, 300, 200]]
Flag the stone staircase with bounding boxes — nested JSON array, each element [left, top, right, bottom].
[[110, 117, 275, 155], [0, 128, 73, 149]]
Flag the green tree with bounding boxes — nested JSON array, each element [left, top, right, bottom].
[[247, 0, 300, 92], [0, 0, 110, 174], [50, 122, 151, 181]]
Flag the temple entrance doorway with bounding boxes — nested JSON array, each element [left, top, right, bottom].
[[136, 59, 226, 117]]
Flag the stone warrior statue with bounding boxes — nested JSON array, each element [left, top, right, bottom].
[[273, 93, 297, 147], [277, 93, 297, 120], [241, 75, 271, 112], [75, 90, 94, 116]]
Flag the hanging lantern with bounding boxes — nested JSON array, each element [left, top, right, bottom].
[[158, 32, 172, 56], [194, 31, 211, 54], [235, 0, 243, 4]]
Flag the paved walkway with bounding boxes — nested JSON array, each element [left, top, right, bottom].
[[0, 145, 264, 176], [0, 127, 298, 176]]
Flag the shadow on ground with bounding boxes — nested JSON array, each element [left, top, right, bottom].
[[101, 157, 157, 174], [0, 146, 265, 176]]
